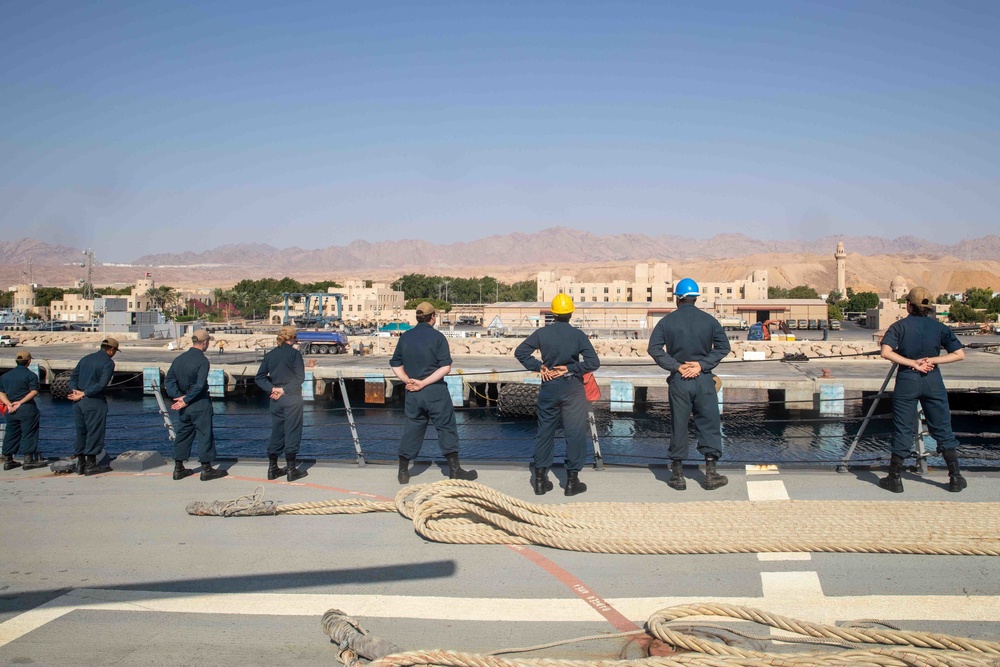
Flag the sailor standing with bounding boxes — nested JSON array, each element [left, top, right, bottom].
[[878, 286, 967, 493], [1, 350, 45, 470], [514, 294, 600, 496], [647, 278, 731, 491], [255, 326, 307, 482], [165, 330, 226, 481], [390, 302, 477, 485], [68, 337, 119, 475]]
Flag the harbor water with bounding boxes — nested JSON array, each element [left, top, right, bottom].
[[17, 390, 1000, 467]]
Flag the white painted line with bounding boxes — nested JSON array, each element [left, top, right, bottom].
[[4, 584, 1000, 647], [757, 552, 812, 561], [746, 464, 780, 475], [747, 480, 790, 501]]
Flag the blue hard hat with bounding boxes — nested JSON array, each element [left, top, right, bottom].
[[674, 278, 700, 298]]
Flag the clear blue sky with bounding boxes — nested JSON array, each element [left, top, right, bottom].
[[1, 1, 998, 260]]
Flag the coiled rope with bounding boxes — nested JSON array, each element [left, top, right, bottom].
[[324, 603, 1000, 667], [188, 480, 1000, 556]]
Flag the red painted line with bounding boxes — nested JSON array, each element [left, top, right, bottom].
[[504, 544, 640, 632]]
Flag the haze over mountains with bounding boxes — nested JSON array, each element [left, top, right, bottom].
[[3, 228, 1000, 268], [2, 228, 999, 295]]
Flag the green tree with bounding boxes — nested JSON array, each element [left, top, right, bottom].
[[936, 293, 955, 305], [768, 285, 818, 299], [0, 291, 12, 309], [828, 304, 844, 321], [405, 297, 451, 312], [826, 290, 843, 305], [963, 287, 993, 309], [987, 296, 1000, 315], [846, 291, 880, 313], [948, 302, 986, 323], [34, 287, 65, 308]]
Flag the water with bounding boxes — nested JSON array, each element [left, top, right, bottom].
[[16, 391, 1000, 467]]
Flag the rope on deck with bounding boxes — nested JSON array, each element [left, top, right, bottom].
[[325, 603, 1000, 667], [187, 480, 1000, 556]]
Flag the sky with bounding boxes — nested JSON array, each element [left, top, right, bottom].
[[1, 0, 998, 261]]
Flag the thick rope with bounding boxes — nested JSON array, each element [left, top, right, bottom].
[[188, 481, 1000, 556], [327, 603, 1000, 667]]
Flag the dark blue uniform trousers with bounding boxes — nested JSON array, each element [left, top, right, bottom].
[[891, 371, 959, 458], [399, 383, 459, 460], [269, 393, 304, 457], [2, 403, 39, 456], [668, 373, 722, 460], [534, 377, 589, 472], [74, 398, 108, 456], [173, 400, 217, 463]]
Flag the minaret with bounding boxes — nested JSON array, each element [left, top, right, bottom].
[[835, 241, 847, 296]]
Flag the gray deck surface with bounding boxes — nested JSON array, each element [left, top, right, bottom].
[[2, 460, 999, 666]]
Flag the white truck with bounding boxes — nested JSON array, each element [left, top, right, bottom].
[[717, 317, 748, 331], [0, 334, 20, 347]]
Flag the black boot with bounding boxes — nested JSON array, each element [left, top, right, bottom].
[[532, 467, 553, 495], [199, 462, 228, 481], [23, 452, 48, 470], [397, 456, 411, 485], [267, 457, 287, 481], [76, 454, 86, 475], [286, 455, 307, 482], [446, 452, 477, 481], [84, 454, 112, 476], [942, 449, 967, 493], [703, 456, 728, 490], [879, 453, 905, 493], [3, 455, 21, 471], [173, 460, 195, 480], [564, 470, 587, 496], [667, 460, 686, 491]]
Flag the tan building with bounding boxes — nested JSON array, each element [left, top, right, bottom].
[[50, 293, 95, 322], [128, 277, 156, 312], [537, 263, 767, 307], [483, 297, 826, 335], [11, 284, 37, 315], [269, 281, 412, 325]]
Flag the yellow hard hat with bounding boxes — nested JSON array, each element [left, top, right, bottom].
[[551, 293, 575, 315]]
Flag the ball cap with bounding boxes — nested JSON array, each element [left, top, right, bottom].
[[415, 302, 436, 316], [905, 286, 933, 306], [279, 325, 298, 340], [101, 336, 120, 350], [191, 330, 213, 343], [15, 350, 32, 362]]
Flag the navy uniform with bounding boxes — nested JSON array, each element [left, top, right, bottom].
[[389, 302, 476, 484], [165, 330, 226, 481], [69, 338, 118, 475], [1, 351, 42, 470], [514, 294, 600, 496], [255, 326, 307, 481], [647, 278, 731, 490], [879, 286, 966, 493]]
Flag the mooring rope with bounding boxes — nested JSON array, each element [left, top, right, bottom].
[[324, 603, 1000, 667], [187, 480, 1000, 556]]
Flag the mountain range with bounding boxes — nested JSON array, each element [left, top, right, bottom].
[[3, 228, 998, 269]]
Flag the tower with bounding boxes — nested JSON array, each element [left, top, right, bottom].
[[835, 241, 847, 296]]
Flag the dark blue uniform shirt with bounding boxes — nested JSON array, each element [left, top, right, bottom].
[[647, 302, 731, 377], [255, 344, 305, 396], [514, 321, 600, 376], [881, 314, 963, 375], [70, 350, 115, 399], [165, 347, 211, 404], [389, 323, 453, 384], [1, 365, 39, 403]]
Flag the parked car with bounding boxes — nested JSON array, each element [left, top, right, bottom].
[[830, 319, 842, 330], [807, 319, 818, 330], [0, 334, 20, 347], [796, 320, 808, 330]]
